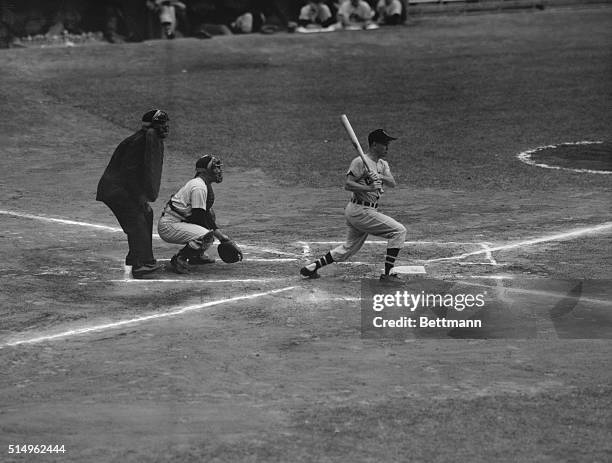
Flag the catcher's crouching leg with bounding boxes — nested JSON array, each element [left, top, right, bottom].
[[189, 232, 216, 265], [170, 243, 200, 274]]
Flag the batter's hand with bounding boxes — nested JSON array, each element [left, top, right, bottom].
[[368, 172, 381, 182], [370, 180, 383, 191]]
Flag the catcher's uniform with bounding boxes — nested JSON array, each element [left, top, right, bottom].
[[158, 177, 214, 251], [330, 156, 406, 262]]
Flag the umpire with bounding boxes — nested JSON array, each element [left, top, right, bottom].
[[96, 109, 169, 278]]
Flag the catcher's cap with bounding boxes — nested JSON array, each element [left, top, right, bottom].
[[368, 129, 397, 145], [142, 109, 169, 124], [196, 154, 217, 171]]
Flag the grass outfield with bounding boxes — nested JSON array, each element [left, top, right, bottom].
[[1, 6, 612, 463]]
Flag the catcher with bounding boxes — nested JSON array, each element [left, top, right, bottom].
[[158, 155, 243, 273]]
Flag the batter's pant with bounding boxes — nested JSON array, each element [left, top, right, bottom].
[[157, 213, 214, 251], [103, 198, 155, 267], [330, 202, 406, 262]]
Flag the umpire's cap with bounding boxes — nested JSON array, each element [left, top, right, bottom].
[[368, 129, 397, 145]]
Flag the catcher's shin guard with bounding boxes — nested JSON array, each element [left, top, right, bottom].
[[170, 245, 199, 274], [170, 253, 190, 274]]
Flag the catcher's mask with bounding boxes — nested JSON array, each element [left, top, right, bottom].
[[142, 109, 170, 138], [196, 155, 223, 183]]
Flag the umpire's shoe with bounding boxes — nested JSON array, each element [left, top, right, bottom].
[[300, 266, 320, 279], [132, 263, 163, 279]]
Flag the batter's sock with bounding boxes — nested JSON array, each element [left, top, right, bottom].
[[305, 252, 334, 272], [384, 248, 400, 275]]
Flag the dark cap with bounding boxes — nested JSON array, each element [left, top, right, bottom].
[[368, 129, 397, 145], [142, 109, 169, 124], [196, 155, 214, 170]]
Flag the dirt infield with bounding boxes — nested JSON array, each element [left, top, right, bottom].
[[1, 6, 612, 463]]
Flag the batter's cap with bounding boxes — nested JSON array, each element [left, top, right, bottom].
[[368, 129, 397, 145]]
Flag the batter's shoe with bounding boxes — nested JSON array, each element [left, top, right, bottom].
[[189, 254, 216, 265], [170, 254, 190, 274], [379, 273, 401, 281], [132, 263, 163, 279], [300, 266, 320, 279]]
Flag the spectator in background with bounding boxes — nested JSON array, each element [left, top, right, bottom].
[[105, 2, 133, 43], [230, 9, 265, 33], [298, 1, 336, 30], [146, 0, 186, 39], [376, 0, 403, 25], [337, 0, 376, 30]]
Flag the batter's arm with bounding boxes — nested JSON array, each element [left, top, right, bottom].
[[344, 175, 382, 192], [378, 162, 397, 188], [379, 172, 396, 188]]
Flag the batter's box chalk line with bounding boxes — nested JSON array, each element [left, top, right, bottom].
[[1, 286, 297, 348], [298, 240, 496, 267]]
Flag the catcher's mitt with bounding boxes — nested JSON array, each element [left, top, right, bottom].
[[218, 240, 243, 263]]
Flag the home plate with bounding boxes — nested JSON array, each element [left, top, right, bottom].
[[392, 265, 427, 275]]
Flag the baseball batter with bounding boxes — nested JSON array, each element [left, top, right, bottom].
[[158, 155, 242, 274], [300, 129, 407, 280]]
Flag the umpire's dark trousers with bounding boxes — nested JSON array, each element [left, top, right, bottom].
[[103, 198, 155, 267]]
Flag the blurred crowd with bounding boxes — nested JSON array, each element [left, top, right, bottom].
[[0, 0, 410, 48]]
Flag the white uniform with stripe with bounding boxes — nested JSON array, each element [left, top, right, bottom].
[[157, 177, 214, 250], [330, 155, 406, 262]]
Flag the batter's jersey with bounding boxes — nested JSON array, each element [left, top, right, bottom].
[[167, 177, 210, 218], [347, 156, 391, 204]]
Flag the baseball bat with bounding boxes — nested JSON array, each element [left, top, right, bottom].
[[340, 114, 383, 192]]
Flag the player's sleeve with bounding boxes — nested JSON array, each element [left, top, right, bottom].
[[381, 160, 392, 177], [190, 184, 208, 210], [187, 185, 218, 229], [142, 128, 164, 202], [346, 157, 366, 180]]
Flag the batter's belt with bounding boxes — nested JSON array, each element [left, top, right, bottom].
[[350, 198, 378, 209]]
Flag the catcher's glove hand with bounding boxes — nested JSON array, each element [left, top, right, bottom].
[[218, 240, 243, 263]]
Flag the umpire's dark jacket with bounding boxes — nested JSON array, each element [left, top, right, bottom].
[[96, 127, 164, 205]]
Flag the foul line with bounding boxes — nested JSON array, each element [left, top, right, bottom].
[[110, 278, 287, 283], [1, 286, 296, 348], [0, 209, 124, 233], [427, 222, 612, 263], [0, 209, 297, 257]]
